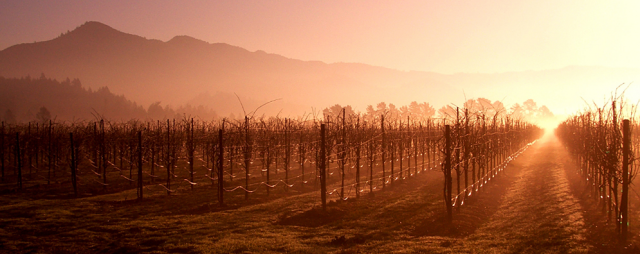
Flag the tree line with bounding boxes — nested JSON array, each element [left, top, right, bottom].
[[0, 75, 219, 123]]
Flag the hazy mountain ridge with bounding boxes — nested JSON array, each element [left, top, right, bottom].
[[1, 21, 639, 117], [0, 22, 459, 117]]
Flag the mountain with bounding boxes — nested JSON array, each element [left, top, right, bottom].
[[1, 21, 639, 118], [0, 21, 458, 117]]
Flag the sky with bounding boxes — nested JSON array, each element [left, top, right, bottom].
[[2, 0, 640, 120], [2, 0, 640, 74]]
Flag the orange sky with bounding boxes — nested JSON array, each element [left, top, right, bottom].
[[3, 1, 640, 74], [2, 1, 640, 116]]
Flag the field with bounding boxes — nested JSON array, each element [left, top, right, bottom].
[[1, 132, 639, 253], [3, 5, 640, 253], [1, 107, 639, 253]]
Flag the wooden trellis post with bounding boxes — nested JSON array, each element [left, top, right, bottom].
[[444, 125, 452, 223], [369, 135, 374, 196], [16, 132, 22, 190], [400, 120, 404, 179], [1, 122, 4, 182], [341, 109, 347, 198], [189, 118, 194, 191], [69, 133, 77, 198], [381, 114, 385, 189], [463, 109, 470, 200], [166, 119, 171, 195], [218, 128, 224, 206], [285, 118, 290, 192], [137, 130, 143, 200], [28, 123, 31, 176], [621, 119, 630, 243], [299, 130, 305, 191], [100, 120, 107, 189], [356, 118, 361, 198], [244, 116, 250, 201], [455, 109, 461, 210], [320, 123, 327, 211]]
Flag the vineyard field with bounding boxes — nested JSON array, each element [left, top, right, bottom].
[[4, 131, 637, 253], [3, 108, 640, 253]]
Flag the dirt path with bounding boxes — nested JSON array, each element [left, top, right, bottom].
[[463, 133, 592, 253]]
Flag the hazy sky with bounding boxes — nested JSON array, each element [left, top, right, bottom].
[[2, 0, 640, 74]]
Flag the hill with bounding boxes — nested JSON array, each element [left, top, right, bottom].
[[1, 21, 639, 117], [0, 21, 458, 117]]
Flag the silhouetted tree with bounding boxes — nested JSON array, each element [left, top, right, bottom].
[[507, 99, 554, 122], [409, 101, 436, 120], [36, 106, 51, 123], [148, 102, 165, 119], [323, 104, 355, 121], [3, 109, 16, 124], [537, 105, 554, 118], [438, 105, 457, 121], [510, 103, 525, 119], [0, 76, 151, 121], [523, 99, 538, 116]]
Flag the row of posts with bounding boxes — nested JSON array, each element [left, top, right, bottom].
[[558, 111, 632, 244]]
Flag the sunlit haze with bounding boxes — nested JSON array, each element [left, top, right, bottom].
[[2, 1, 640, 119]]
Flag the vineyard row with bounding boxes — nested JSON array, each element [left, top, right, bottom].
[[0, 111, 541, 215], [556, 100, 640, 243]]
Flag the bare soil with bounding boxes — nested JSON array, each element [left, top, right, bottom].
[[1, 132, 639, 253]]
